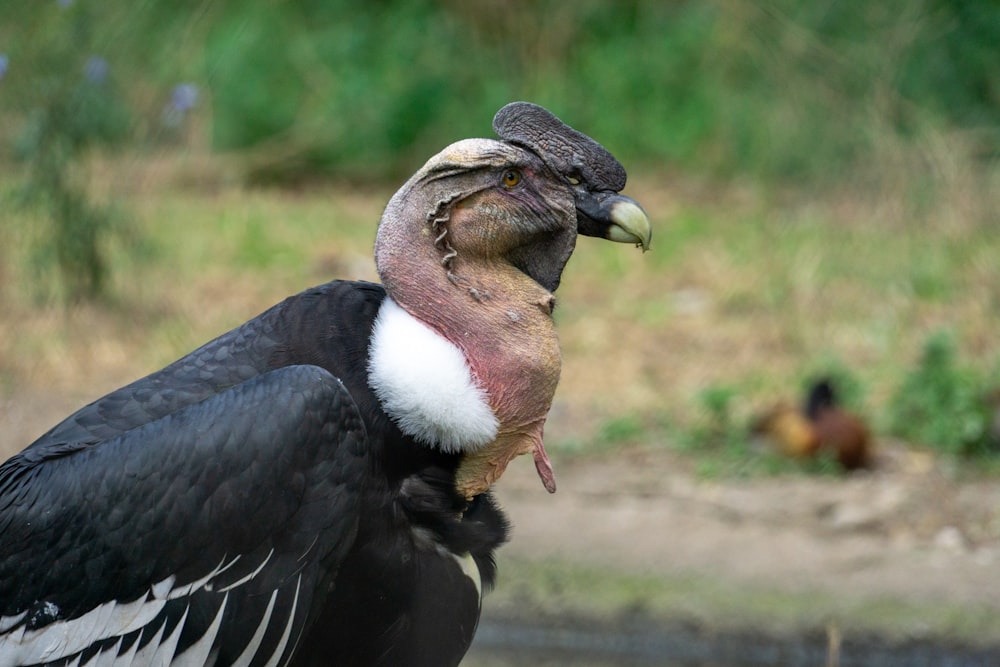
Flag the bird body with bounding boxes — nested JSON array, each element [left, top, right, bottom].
[[752, 403, 821, 459], [0, 103, 650, 666], [805, 379, 872, 471], [753, 379, 872, 471]]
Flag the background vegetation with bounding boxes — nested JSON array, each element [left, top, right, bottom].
[[2, 0, 997, 180], [0, 0, 998, 458], [1, 2, 999, 659]]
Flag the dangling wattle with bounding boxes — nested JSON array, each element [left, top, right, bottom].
[[374, 140, 569, 498]]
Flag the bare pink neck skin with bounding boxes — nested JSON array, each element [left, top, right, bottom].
[[376, 205, 562, 498]]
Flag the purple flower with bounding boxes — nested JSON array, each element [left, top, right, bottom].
[[0, 54, 8, 81], [170, 83, 199, 112], [57, 0, 74, 7], [83, 56, 108, 84], [162, 83, 199, 130]]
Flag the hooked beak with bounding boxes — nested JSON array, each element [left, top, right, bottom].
[[576, 191, 652, 251]]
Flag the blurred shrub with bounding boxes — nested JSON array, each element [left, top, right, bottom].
[[202, 0, 497, 181], [596, 414, 646, 447], [2, 3, 131, 301], [1, 0, 996, 186], [200, 0, 998, 183], [888, 331, 996, 456], [682, 384, 748, 459]]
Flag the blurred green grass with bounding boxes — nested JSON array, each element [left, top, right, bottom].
[[1, 155, 998, 463], [0, 0, 998, 459]]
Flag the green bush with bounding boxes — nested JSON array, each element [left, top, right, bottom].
[[193, 0, 1000, 182], [2, 0, 996, 185], [888, 331, 995, 456], [683, 383, 748, 458], [596, 415, 646, 447], [3, 4, 131, 301]]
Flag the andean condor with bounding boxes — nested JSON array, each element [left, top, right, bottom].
[[0, 102, 651, 666]]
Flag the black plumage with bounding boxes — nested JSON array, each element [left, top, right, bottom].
[[0, 103, 650, 666], [2, 284, 495, 666]]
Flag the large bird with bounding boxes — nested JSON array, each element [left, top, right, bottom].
[[0, 102, 650, 667]]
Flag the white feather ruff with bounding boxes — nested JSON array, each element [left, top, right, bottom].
[[368, 298, 499, 453]]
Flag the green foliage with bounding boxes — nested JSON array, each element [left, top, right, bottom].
[[697, 385, 740, 444], [549, 414, 650, 457], [2, 0, 996, 185], [888, 331, 995, 457], [896, 0, 1000, 132], [205, 5, 305, 152], [2, 3, 132, 301], [682, 384, 756, 477], [596, 415, 645, 446], [214, 0, 995, 183]]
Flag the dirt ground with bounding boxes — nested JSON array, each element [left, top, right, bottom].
[[491, 431, 1000, 634], [5, 388, 1000, 640]]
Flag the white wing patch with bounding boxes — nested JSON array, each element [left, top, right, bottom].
[[261, 575, 301, 667], [0, 611, 27, 634], [1, 594, 168, 664], [411, 528, 482, 605], [231, 589, 279, 667], [368, 297, 499, 452], [171, 593, 228, 667], [0, 552, 293, 667], [146, 604, 187, 665], [215, 549, 273, 593], [453, 553, 482, 602], [84, 636, 122, 666]]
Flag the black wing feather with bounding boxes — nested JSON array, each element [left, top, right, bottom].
[[0, 364, 367, 666], [27, 281, 386, 456]]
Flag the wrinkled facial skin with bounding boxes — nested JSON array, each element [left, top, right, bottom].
[[382, 140, 581, 298], [373, 106, 651, 498], [445, 162, 578, 292]]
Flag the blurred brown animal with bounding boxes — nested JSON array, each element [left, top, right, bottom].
[[805, 379, 872, 470], [753, 379, 872, 471], [752, 403, 820, 459]]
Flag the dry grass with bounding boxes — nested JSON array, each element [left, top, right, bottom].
[[555, 164, 1000, 440], [1, 148, 998, 457]]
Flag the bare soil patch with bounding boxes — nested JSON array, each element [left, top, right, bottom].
[[490, 437, 1000, 637]]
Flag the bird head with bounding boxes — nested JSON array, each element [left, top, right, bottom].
[[373, 102, 650, 499], [377, 102, 650, 296]]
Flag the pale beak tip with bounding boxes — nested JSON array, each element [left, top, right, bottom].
[[608, 197, 652, 251]]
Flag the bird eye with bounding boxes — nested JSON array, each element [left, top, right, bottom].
[[502, 169, 521, 188]]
